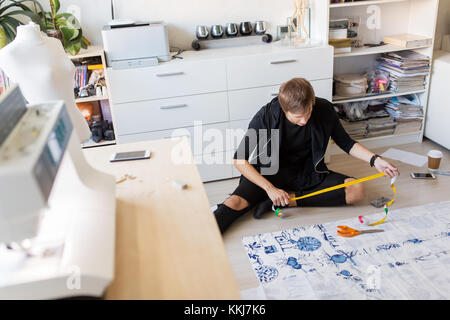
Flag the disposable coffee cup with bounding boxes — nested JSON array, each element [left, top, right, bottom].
[[427, 150, 442, 169]]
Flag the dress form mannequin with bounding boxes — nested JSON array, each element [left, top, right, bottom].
[[0, 22, 91, 142]]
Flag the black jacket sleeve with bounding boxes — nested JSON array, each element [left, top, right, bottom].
[[233, 109, 264, 161], [330, 106, 357, 154]]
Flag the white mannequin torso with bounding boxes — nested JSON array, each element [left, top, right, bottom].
[[0, 23, 91, 142]]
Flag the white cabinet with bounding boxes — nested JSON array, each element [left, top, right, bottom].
[[113, 91, 228, 135], [108, 44, 333, 182], [108, 59, 227, 103], [118, 122, 230, 155], [226, 46, 333, 90], [228, 79, 332, 121], [424, 51, 450, 149]]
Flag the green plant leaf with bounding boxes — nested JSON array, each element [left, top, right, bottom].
[[49, 0, 60, 15], [65, 40, 81, 56], [0, 0, 36, 15], [5, 9, 43, 28], [60, 26, 78, 41], [0, 21, 15, 42], [56, 13, 81, 30], [81, 35, 90, 49], [0, 1, 29, 16], [0, 25, 8, 48], [1, 16, 21, 32]]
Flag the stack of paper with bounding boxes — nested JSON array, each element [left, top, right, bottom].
[[386, 94, 423, 120], [381, 148, 428, 167], [367, 116, 396, 138], [377, 51, 430, 91], [395, 119, 422, 134]]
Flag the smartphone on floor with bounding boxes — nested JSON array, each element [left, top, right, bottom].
[[410, 172, 436, 179]]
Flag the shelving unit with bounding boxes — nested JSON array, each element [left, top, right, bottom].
[[75, 95, 110, 104], [333, 43, 432, 57], [326, 0, 440, 157], [330, 0, 409, 9], [333, 88, 426, 103], [69, 45, 117, 148]]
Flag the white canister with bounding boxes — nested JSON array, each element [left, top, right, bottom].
[[329, 28, 347, 40]]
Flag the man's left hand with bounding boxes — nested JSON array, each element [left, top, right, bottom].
[[375, 157, 399, 178]]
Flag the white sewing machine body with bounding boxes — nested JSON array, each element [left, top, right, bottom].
[[0, 86, 116, 299]]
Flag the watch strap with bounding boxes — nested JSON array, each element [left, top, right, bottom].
[[370, 154, 381, 167]]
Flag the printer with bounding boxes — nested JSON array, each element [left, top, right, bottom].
[[102, 21, 170, 69]]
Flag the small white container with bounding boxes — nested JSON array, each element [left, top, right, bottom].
[[329, 28, 347, 40]]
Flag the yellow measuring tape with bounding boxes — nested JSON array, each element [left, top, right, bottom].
[[274, 172, 397, 226]]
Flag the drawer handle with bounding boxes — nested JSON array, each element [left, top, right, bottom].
[[164, 134, 190, 139], [156, 71, 184, 77], [270, 59, 297, 65], [160, 104, 188, 110], [270, 92, 279, 96]]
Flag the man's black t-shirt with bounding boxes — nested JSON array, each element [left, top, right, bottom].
[[278, 113, 323, 189]]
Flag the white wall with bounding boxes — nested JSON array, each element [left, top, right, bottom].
[[37, 0, 327, 50], [434, 0, 450, 49]]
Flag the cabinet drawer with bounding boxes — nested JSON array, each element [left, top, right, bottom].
[[107, 59, 227, 104], [113, 92, 229, 135], [195, 151, 234, 182], [228, 79, 332, 121], [227, 46, 333, 90], [117, 122, 230, 155], [228, 120, 251, 151]]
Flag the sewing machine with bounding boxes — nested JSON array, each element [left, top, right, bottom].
[[0, 85, 116, 299]]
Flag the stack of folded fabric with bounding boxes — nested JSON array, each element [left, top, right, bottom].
[[377, 51, 430, 92]]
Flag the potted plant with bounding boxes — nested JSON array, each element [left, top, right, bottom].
[[0, 0, 44, 48], [37, 0, 90, 55]]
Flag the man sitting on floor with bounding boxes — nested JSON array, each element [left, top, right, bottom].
[[214, 77, 399, 233]]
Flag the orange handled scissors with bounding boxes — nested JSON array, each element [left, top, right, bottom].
[[337, 225, 384, 238]]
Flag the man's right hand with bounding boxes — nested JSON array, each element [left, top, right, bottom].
[[265, 185, 291, 207]]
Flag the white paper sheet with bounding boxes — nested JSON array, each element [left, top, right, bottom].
[[242, 201, 450, 300], [381, 148, 428, 167], [240, 285, 267, 300]]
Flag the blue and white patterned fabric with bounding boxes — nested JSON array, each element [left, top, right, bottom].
[[242, 201, 450, 299]]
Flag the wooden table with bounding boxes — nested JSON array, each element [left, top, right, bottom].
[[83, 137, 240, 299]]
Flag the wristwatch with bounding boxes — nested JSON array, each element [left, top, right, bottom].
[[370, 154, 381, 167]]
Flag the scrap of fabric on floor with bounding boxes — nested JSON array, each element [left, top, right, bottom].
[[242, 201, 450, 299]]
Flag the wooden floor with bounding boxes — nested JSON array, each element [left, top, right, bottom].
[[203, 138, 450, 291]]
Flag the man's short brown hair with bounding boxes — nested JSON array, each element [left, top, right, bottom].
[[278, 78, 315, 113]]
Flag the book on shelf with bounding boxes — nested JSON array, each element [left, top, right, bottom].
[[74, 65, 88, 89], [383, 34, 432, 48], [329, 38, 351, 53], [0, 68, 10, 96]]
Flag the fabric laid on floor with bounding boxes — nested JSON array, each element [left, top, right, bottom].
[[242, 201, 450, 299]]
